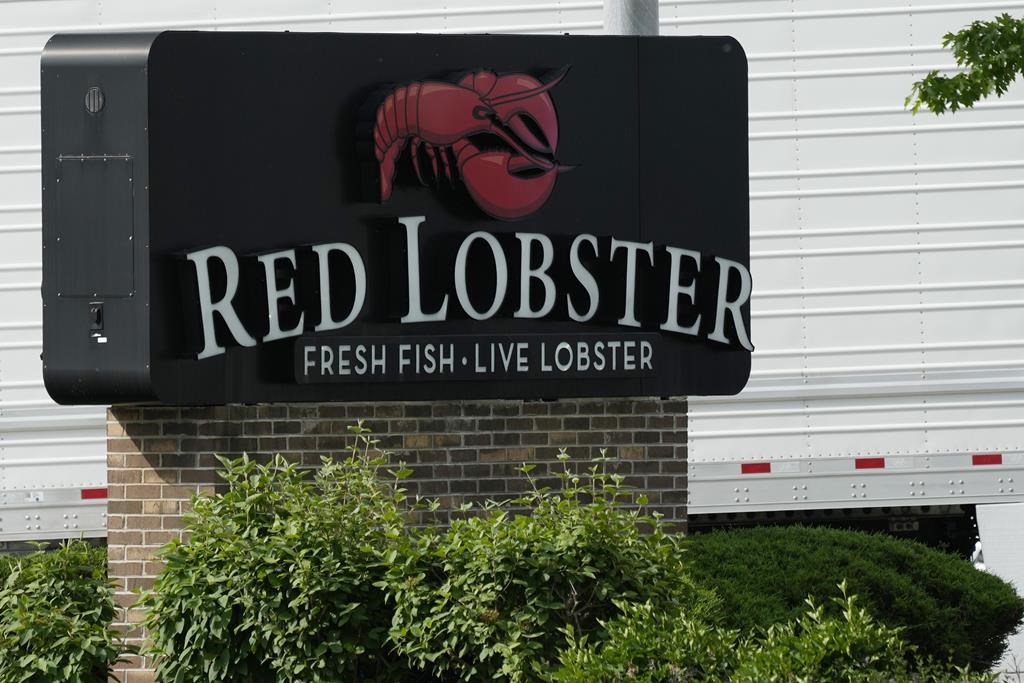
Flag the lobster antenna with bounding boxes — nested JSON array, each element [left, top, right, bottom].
[[486, 65, 570, 106]]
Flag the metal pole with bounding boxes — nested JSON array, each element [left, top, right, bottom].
[[604, 0, 659, 36]]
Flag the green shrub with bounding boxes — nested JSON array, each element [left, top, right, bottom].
[[0, 540, 125, 683], [140, 426, 413, 682], [386, 455, 718, 683], [551, 583, 997, 683], [549, 599, 739, 682], [683, 525, 1024, 670]]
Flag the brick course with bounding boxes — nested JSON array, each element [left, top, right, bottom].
[[107, 398, 687, 682]]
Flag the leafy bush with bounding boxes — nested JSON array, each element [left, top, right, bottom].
[[683, 525, 1024, 670], [386, 455, 718, 683], [140, 426, 412, 682], [551, 583, 997, 683], [549, 599, 739, 682], [138, 432, 1024, 682], [0, 540, 125, 683]]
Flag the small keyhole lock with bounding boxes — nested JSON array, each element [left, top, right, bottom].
[[89, 302, 103, 332]]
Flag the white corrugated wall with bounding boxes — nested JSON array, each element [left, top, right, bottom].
[[684, 1, 1024, 514]]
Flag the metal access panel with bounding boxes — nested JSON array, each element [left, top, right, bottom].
[[54, 155, 134, 298]]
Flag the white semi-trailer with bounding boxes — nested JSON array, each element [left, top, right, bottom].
[[684, 1, 1024, 555], [1, 0, 1021, 588]]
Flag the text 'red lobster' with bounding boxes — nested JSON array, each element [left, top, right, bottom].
[[372, 67, 571, 221]]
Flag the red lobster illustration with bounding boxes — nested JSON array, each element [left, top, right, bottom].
[[372, 67, 571, 221]]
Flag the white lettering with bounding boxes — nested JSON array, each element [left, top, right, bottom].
[[610, 238, 654, 328], [187, 246, 258, 359], [257, 249, 305, 342], [371, 345, 386, 374], [514, 232, 556, 319], [593, 341, 606, 370], [660, 246, 702, 336], [568, 234, 600, 322], [623, 340, 636, 370], [439, 344, 454, 373], [338, 344, 351, 375], [455, 231, 508, 320], [554, 342, 573, 371], [708, 257, 754, 351], [576, 342, 590, 371], [303, 345, 316, 376], [399, 216, 448, 323], [313, 243, 366, 331], [320, 345, 334, 375]]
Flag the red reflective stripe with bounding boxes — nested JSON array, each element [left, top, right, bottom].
[[80, 488, 108, 500], [855, 458, 886, 470], [973, 453, 1003, 466], [741, 462, 771, 474]]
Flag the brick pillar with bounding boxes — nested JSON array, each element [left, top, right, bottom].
[[106, 398, 687, 681]]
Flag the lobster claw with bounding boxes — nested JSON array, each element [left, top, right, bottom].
[[488, 71, 563, 154], [456, 144, 560, 221]]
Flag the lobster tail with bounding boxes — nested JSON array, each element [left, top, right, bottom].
[[373, 83, 420, 201]]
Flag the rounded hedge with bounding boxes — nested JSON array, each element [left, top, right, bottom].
[[682, 525, 1024, 670]]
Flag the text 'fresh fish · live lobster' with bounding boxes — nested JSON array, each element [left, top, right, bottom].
[[371, 67, 572, 221]]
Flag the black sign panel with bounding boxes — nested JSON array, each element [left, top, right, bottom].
[[41, 31, 750, 405]]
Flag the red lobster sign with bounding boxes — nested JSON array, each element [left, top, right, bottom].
[[371, 67, 571, 221]]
